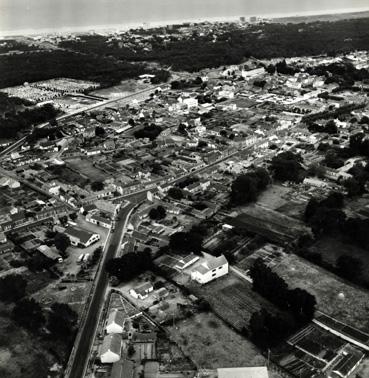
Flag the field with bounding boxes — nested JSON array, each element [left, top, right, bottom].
[[66, 158, 108, 181], [273, 253, 369, 332], [188, 272, 279, 331], [309, 236, 369, 283], [167, 312, 265, 368], [0, 306, 56, 378]]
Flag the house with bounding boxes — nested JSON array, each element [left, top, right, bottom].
[[191, 254, 228, 284], [174, 253, 200, 270], [217, 367, 269, 378], [106, 309, 126, 334], [100, 334, 122, 364], [80, 203, 98, 214], [37, 245, 63, 263], [110, 360, 134, 378], [0, 232, 7, 244], [86, 213, 112, 229], [129, 282, 154, 300], [64, 226, 100, 248]]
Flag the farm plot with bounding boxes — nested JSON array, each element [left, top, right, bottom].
[[167, 312, 265, 368], [273, 254, 369, 332], [189, 272, 279, 331]]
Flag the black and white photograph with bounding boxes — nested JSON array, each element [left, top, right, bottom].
[[0, 1, 369, 377]]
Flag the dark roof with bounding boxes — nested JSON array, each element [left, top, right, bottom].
[[110, 360, 134, 378]]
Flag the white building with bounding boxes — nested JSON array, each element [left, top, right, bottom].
[[191, 254, 228, 284], [99, 334, 121, 364], [218, 367, 269, 378], [105, 309, 125, 334], [129, 282, 154, 300], [64, 226, 100, 248]]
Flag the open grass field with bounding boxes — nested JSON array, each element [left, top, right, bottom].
[[0, 306, 56, 378], [273, 253, 369, 332], [67, 158, 108, 182], [167, 312, 265, 369], [188, 272, 279, 331]]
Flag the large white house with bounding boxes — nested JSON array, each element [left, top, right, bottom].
[[106, 309, 125, 334], [64, 226, 100, 248], [129, 282, 154, 300], [191, 254, 228, 284], [99, 334, 121, 364], [218, 367, 269, 378]]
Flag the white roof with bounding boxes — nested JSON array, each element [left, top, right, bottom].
[[217, 367, 269, 378]]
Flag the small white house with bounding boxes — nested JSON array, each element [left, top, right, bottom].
[[106, 309, 125, 334], [129, 282, 154, 300], [64, 226, 100, 248], [99, 334, 121, 364], [191, 254, 228, 284]]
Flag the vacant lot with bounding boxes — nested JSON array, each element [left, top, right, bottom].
[[67, 158, 108, 182], [273, 253, 369, 332], [168, 312, 265, 368], [0, 307, 56, 378]]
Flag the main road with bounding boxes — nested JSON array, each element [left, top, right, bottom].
[[65, 198, 144, 378]]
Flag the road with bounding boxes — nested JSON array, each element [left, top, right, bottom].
[[65, 201, 136, 378]]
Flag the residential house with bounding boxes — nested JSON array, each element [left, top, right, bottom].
[[100, 334, 122, 364], [86, 212, 112, 229], [64, 226, 100, 248], [106, 309, 126, 334], [110, 360, 134, 378], [217, 366, 269, 378], [129, 282, 154, 300], [191, 254, 228, 284]]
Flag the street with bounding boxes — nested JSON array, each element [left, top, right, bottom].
[[65, 201, 136, 378]]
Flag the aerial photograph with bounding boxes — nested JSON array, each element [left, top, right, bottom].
[[0, 0, 369, 377]]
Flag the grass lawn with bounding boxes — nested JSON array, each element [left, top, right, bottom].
[[0, 306, 56, 378], [273, 253, 369, 332], [167, 312, 265, 368], [67, 158, 108, 182]]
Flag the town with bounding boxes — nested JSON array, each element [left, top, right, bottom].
[[0, 13, 369, 378]]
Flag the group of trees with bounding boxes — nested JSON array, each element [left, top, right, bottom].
[[134, 124, 163, 140], [308, 120, 338, 135], [249, 259, 317, 323], [230, 168, 270, 205], [0, 100, 58, 139], [0, 274, 27, 302], [169, 223, 209, 255], [149, 205, 166, 220], [270, 151, 305, 183], [167, 187, 184, 200], [105, 249, 152, 282]]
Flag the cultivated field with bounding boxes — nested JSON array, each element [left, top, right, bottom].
[[188, 272, 279, 331], [167, 312, 265, 368], [273, 253, 369, 332]]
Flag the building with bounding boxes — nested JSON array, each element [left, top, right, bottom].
[[191, 254, 228, 284], [86, 212, 112, 229], [217, 367, 269, 378], [174, 253, 199, 270], [106, 309, 126, 334], [100, 334, 122, 364], [329, 344, 364, 378], [37, 245, 63, 263], [129, 282, 154, 300], [110, 360, 134, 378], [64, 226, 100, 248]]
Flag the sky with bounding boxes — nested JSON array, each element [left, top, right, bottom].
[[1, 0, 369, 34]]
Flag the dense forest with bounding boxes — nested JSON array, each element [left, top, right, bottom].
[[1, 18, 368, 89]]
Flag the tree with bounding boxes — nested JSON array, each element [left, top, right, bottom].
[[336, 255, 363, 280], [270, 152, 304, 183], [105, 250, 152, 282], [307, 163, 326, 179], [48, 302, 78, 340], [169, 230, 203, 254], [69, 213, 78, 221], [54, 233, 71, 254], [168, 187, 184, 200], [149, 205, 166, 220], [91, 181, 104, 191], [0, 275, 27, 302], [343, 177, 363, 197], [91, 246, 102, 265], [95, 126, 106, 137], [12, 298, 45, 331]]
